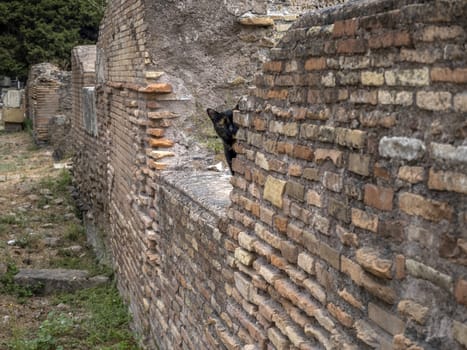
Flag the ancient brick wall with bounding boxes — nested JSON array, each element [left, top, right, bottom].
[[71, 0, 467, 349], [229, 0, 467, 348]]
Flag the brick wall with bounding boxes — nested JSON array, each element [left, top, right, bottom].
[[229, 0, 467, 348], [71, 0, 467, 349]]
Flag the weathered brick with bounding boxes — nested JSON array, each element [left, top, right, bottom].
[[385, 68, 429, 86], [431, 67, 467, 83], [349, 90, 377, 105], [364, 184, 394, 211], [341, 256, 363, 285], [398, 166, 424, 183], [293, 145, 314, 161], [263, 61, 283, 72], [399, 192, 453, 222], [405, 259, 453, 291], [397, 300, 429, 324], [428, 168, 467, 194], [453, 321, 467, 348], [369, 303, 405, 335], [361, 272, 396, 304], [361, 71, 384, 86], [417, 25, 465, 42], [378, 90, 413, 106], [286, 181, 305, 201], [322, 171, 343, 192], [305, 189, 322, 208], [336, 128, 366, 149], [454, 279, 467, 306], [333, 19, 358, 37], [356, 247, 392, 279], [235, 247, 255, 266], [368, 31, 410, 49], [337, 38, 366, 54], [354, 320, 387, 348], [328, 197, 349, 223], [267, 327, 289, 350], [399, 48, 442, 63], [318, 242, 340, 270], [288, 163, 303, 177], [351, 208, 378, 232], [304, 57, 326, 71], [327, 303, 353, 328], [303, 168, 320, 182], [336, 225, 358, 248], [274, 216, 288, 233], [297, 251, 314, 274], [314, 148, 343, 166], [338, 288, 364, 311], [311, 214, 330, 235], [378, 220, 404, 242], [263, 176, 287, 208], [416, 91, 452, 111], [454, 92, 467, 112], [395, 254, 405, 280], [348, 153, 370, 176], [303, 279, 326, 305]]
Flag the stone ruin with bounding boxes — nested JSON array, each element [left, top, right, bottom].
[[70, 0, 466, 349], [26, 62, 72, 158]]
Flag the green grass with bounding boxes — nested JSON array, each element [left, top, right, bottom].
[[0, 263, 36, 300], [7, 286, 140, 350]]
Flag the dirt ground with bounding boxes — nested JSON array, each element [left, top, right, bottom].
[[0, 130, 138, 349]]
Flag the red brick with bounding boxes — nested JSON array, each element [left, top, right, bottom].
[[333, 19, 358, 37], [337, 38, 366, 54], [364, 184, 394, 211], [455, 279, 467, 306], [293, 145, 314, 161], [431, 67, 467, 83], [395, 254, 405, 280], [263, 61, 283, 72], [304, 57, 326, 71], [368, 31, 411, 49]]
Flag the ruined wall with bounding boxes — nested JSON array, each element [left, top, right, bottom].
[[229, 0, 467, 348], [26, 63, 72, 157], [71, 0, 467, 349]]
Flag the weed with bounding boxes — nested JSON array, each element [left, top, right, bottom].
[[39, 169, 72, 198], [64, 223, 85, 242], [0, 263, 34, 300]]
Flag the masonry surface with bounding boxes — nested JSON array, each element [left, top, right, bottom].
[[71, 0, 467, 349]]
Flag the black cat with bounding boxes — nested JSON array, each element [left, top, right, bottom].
[[206, 106, 239, 174]]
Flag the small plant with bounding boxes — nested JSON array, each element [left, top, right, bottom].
[[65, 223, 85, 242], [0, 263, 34, 300]]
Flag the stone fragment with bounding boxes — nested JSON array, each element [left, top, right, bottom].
[[379, 136, 425, 161], [14, 269, 108, 295], [235, 248, 255, 266], [430, 143, 467, 164], [397, 300, 429, 324], [356, 247, 392, 279], [351, 208, 378, 233], [405, 259, 453, 291]]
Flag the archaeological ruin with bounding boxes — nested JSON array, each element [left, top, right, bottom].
[[70, 0, 467, 349]]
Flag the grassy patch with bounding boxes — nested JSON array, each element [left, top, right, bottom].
[[0, 263, 35, 300], [7, 286, 140, 350]]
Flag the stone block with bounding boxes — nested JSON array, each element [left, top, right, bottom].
[[418, 25, 465, 42], [379, 136, 426, 160], [318, 242, 340, 270], [305, 57, 326, 71], [303, 278, 326, 305], [314, 148, 343, 166], [306, 190, 322, 208], [235, 247, 255, 266], [303, 168, 320, 182], [338, 288, 364, 311], [399, 192, 453, 222], [297, 252, 314, 274], [356, 247, 392, 279], [364, 184, 394, 211], [336, 128, 366, 149], [360, 273, 396, 304], [428, 168, 467, 194], [328, 197, 349, 223], [263, 176, 286, 208], [327, 302, 353, 328], [378, 90, 413, 106]]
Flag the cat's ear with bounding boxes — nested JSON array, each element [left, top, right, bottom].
[[206, 108, 219, 120]]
